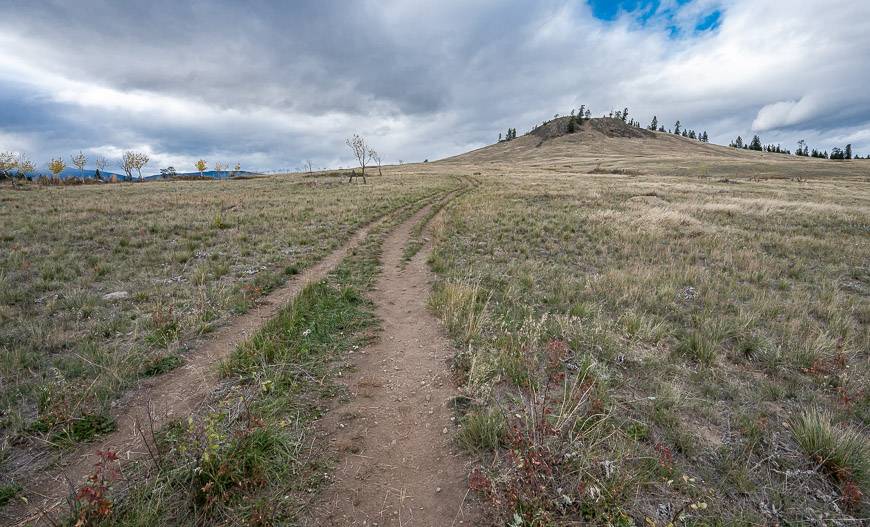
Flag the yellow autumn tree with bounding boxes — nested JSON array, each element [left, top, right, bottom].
[[48, 157, 66, 182], [195, 159, 207, 178]]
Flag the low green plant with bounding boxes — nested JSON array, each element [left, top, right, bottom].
[[0, 483, 21, 507], [141, 355, 183, 377]]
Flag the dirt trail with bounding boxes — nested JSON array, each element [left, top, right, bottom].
[[4, 195, 446, 526], [305, 197, 480, 526]]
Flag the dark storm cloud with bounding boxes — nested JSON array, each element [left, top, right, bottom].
[[1, 0, 869, 170]]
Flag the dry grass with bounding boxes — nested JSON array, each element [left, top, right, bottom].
[[423, 128, 869, 524], [0, 173, 454, 479]]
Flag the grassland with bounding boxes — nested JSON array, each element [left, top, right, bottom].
[[0, 174, 456, 486], [1, 119, 868, 525], [48, 182, 451, 526], [422, 128, 869, 524]]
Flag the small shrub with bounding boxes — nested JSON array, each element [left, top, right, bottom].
[[72, 449, 120, 524]]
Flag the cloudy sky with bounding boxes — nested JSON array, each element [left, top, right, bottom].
[[1, 0, 869, 173]]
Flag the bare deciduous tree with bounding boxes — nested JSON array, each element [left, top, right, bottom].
[[94, 156, 108, 181], [132, 152, 149, 181], [305, 159, 313, 174], [71, 151, 87, 180], [121, 151, 136, 181], [214, 161, 226, 179], [0, 151, 15, 180], [16, 153, 34, 181], [370, 150, 383, 176], [345, 134, 373, 184]]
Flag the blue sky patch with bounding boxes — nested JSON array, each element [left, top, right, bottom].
[[695, 10, 722, 31], [587, 0, 720, 36]]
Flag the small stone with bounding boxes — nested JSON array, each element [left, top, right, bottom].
[[442, 427, 448, 434], [435, 487, 442, 493], [102, 291, 129, 301]]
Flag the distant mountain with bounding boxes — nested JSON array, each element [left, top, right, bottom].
[[143, 170, 264, 180], [29, 168, 263, 181], [32, 167, 126, 180]]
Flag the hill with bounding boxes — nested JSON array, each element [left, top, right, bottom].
[[439, 116, 868, 180]]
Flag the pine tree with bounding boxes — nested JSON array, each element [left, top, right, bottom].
[[701, 131, 709, 142], [649, 116, 658, 130], [845, 144, 852, 160], [749, 135, 763, 151], [622, 107, 629, 123], [673, 121, 681, 135]]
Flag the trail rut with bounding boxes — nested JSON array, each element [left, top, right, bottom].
[[4, 193, 449, 526], [305, 195, 480, 526]]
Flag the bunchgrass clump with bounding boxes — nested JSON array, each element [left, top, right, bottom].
[[789, 407, 868, 487], [429, 280, 488, 345], [458, 408, 505, 452]]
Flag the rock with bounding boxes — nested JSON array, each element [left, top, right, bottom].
[[102, 291, 129, 301]]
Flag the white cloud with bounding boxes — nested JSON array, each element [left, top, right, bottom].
[[1, 0, 869, 168], [751, 95, 823, 131]]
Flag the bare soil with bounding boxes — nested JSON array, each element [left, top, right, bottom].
[[304, 203, 480, 526]]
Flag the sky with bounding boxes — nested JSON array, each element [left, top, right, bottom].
[[1, 0, 869, 173]]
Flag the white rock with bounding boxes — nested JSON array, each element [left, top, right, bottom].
[[102, 291, 129, 301]]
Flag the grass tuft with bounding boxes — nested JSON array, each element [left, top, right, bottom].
[[429, 280, 488, 345], [789, 407, 868, 487], [458, 408, 505, 452]]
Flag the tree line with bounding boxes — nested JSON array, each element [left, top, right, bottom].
[[730, 136, 862, 159], [646, 115, 710, 142], [0, 150, 248, 184]]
